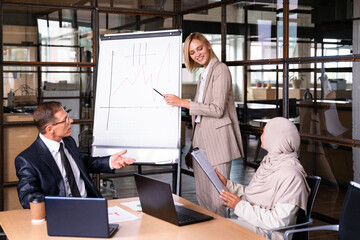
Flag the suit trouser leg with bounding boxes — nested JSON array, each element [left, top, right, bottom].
[[193, 160, 231, 217]]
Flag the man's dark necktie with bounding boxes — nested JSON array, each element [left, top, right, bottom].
[[59, 143, 81, 197]]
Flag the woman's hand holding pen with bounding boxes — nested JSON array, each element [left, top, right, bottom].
[[163, 94, 190, 109]]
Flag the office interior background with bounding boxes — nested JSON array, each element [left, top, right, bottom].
[[0, 0, 359, 239]]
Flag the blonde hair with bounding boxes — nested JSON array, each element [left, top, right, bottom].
[[183, 32, 216, 73]]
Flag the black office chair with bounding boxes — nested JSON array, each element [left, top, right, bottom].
[[284, 181, 360, 240], [268, 175, 321, 240], [0, 231, 7, 240]]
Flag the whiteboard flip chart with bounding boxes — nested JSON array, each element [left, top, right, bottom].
[[92, 30, 182, 163]]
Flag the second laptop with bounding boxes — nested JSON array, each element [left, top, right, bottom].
[[134, 173, 213, 226]]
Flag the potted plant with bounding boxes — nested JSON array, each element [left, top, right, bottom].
[[290, 75, 302, 89], [255, 80, 262, 88]]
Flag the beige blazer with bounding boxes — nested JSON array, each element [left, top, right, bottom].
[[189, 58, 244, 166]]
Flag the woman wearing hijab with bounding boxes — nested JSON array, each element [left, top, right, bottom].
[[215, 117, 310, 240], [163, 32, 244, 216]]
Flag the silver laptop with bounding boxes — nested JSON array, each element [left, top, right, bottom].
[[134, 173, 213, 226], [45, 196, 118, 238]]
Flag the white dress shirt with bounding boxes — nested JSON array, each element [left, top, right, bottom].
[[39, 134, 87, 197], [195, 58, 215, 123]]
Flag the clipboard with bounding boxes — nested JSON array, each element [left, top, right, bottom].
[[191, 148, 226, 193]]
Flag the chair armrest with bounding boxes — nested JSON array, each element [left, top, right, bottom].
[[267, 219, 313, 239], [284, 225, 339, 240], [225, 206, 231, 218]]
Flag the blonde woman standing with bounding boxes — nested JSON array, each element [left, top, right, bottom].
[[163, 32, 244, 216]]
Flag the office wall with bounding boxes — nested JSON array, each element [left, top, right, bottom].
[[4, 114, 38, 210]]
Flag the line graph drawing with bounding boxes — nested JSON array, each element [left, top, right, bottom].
[[125, 42, 152, 66], [111, 42, 171, 99], [106, 51, 115, 130], [104, 41, 174, 130]]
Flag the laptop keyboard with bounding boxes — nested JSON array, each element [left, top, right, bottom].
[[177, 212, 197, 224], [108, 224, 118, 236]]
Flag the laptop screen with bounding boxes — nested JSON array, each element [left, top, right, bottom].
[[134, 173, 179, 225], [45, 196, 114, 238], [134, 173, 213, 226]]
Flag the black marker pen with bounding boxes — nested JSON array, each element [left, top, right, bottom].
[[153, 88, 164, 98]]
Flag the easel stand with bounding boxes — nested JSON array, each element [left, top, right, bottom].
[[98, 162, 179, 198]]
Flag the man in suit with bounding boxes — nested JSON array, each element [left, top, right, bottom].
[[15, 101, 135, 209]]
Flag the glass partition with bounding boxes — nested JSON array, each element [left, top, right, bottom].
[[38, 9, 93, 63], [76, 123, 94, 156], [300, 140, 351, 218], [3, 46, 38, 62], [228, 66, 244, 102], [3, 6, 93, 63], [248, 64, 282, 101], [288, 63, 352, 100], [226, 1, 282, 61], [98, 0, 173, 11], [181, 0, 209, 11], [3, 0, 92, 7], [3, 68, 38, 107], [226, 35, 244, 61], [289, 0, 353, 58], [40, 67, 94, 113], [183, 6, 221, 37], [99, 13, 173, 33]]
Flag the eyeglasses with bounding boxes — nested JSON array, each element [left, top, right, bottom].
[[45, 116, 70, 128]]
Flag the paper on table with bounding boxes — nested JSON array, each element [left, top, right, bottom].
[[191, 148, 226, 193], [108, 206, 139, 223], [121, 200, 183, 212], [121, 201, 142, 211]]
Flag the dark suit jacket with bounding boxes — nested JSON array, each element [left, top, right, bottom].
[[15, 136, 113, 209]]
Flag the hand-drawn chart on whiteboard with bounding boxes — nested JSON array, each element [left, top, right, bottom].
[[92, 30, 182, 163]]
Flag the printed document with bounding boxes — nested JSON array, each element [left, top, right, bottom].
[[108, 206, 139, 223], [191, 148, 226, 193]]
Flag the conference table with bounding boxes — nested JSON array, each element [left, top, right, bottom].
[[0, 195, 267, 240]]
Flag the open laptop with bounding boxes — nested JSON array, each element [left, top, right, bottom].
[[134, 173, 213, 226], [45, 196, 118, 238]]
